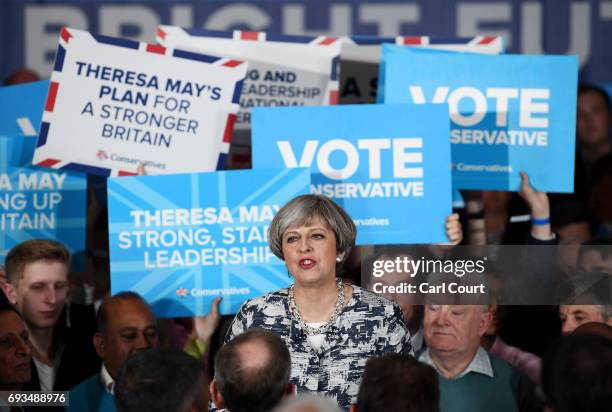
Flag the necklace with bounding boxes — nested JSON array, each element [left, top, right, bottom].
[[288, 278, 345, 336]]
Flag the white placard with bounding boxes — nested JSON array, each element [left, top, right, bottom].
[[33, 28, 248, 176]]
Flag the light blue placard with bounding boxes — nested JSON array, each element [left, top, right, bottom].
[[376, 46, 502, 103], [380, 46, 578, 192], [452, 190, 465, 209], [252, 104, 452, 245], [107, 168, 310, 318], [0, 134, 35, 167], [0, 81, 49, 136], [0, 135, 86, 259]]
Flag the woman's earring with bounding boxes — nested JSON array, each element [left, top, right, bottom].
[[336, 256, 343, 262]]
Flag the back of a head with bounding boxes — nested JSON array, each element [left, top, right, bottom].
[[215, 329, 291, 412], [115, 348, 207, 412], [273, 394, 342, 412], [3, 68, 40, 85], [542, 333, 612, 412], [357, 354, 440, 412], [574, 321, 612, 340]]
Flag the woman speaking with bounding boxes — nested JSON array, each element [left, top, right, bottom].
[[225, 194, 460, 409]]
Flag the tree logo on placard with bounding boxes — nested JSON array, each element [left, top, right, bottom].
[[96, 150, 109, 161], [175, 288, 189, 297]]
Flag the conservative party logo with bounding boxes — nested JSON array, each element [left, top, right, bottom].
[[175, 288, 189, 297], [96, 150, 166, 170], [96, 150, 108, 161], [174, 286, 251, 298]]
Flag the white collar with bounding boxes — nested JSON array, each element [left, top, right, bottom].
[[100, 364, 115, 395], [419, 346, 494, 379]]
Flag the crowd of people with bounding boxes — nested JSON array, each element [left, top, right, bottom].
[[0, 69, 611, 412]]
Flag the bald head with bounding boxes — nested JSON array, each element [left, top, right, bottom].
[[236, 339, 274, 371], [93, 292, 158, 379], [273, 394, 342, 412], [213, 329, 291, 412]]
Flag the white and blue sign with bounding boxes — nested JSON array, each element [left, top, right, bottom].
[[380, 46, 578, 192], [0, 135, 86, 259], [107, 168, 310, 317], [157, 26, 341, 132], [33, 28, 247, 177], [0, 81, 49, 136], [252, 104, 452, 245]]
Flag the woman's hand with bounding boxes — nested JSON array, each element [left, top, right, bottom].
[[445, 213, 463, 245]]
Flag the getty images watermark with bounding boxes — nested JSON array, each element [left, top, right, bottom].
[[362, 245, 612, 306], [369, 255, 489, 296]]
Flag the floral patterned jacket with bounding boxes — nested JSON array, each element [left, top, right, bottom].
[[225, 285, 412, 410]]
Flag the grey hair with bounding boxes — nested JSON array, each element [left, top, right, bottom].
[[272, 394, 343, 412], [598, 305, 612, 321], [268, 194, 356, 266]]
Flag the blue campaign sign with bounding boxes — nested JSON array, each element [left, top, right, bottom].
[[380, 46, 578, 192], [251, 104, 452, 245], [0, 81, 49, 136], [0, 135, 86, 259], [341, 35, 504, 105], [107, 168, 310, 317], [0, 135, 35, 167]]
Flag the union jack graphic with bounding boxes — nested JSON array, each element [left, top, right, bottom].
[[157, 26, 341, 105], [34, 27, 244, 176], [345, 35, 503, 49], [96, 150, 108, 161]]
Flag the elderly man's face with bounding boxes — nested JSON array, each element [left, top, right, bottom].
[[424, 305, 491, 357], [559, 305, 610, 333]]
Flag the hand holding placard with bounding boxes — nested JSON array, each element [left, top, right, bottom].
[[380, 48, 578, 192]]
